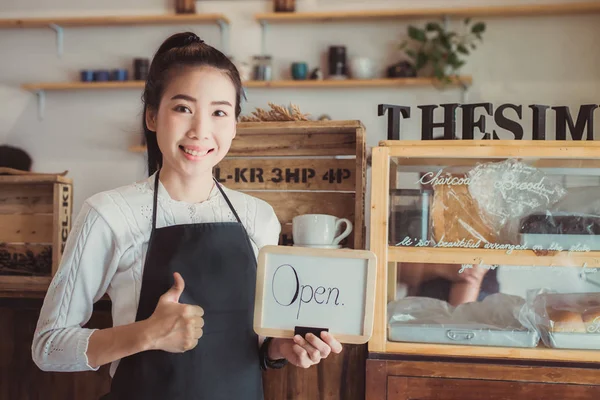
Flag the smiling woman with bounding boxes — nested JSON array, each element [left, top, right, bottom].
[[30, 32, 342, 400], [145, 65, 238, 201]]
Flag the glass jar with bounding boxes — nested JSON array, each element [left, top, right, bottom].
[[252, 55, 273, 81]]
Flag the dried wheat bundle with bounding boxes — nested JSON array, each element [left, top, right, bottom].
[[239, 103, 310, 122]]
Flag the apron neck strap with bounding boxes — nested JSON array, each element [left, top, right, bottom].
[[212, 177, 243, 225], [151, 171, 244, 230], [152, 170, 160, 230]]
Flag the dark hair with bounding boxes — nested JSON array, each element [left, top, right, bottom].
[[0, 145, 32, 171], [142, 32, 243, 176]]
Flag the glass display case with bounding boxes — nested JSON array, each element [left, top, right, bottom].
[[369, 140, 600, 363]]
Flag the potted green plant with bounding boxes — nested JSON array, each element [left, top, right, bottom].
[[400, 18, 486, 85]]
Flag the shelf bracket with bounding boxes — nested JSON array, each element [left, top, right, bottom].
[[460, 82, 469, 103], [442, 14, 450, 30], [260, 20, 268, 55], [48, 23, 64, 57], [217, 19, 229, 57], [36, 90, 45, 121]]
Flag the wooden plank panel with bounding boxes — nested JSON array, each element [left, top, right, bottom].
[[0, 304, 113, 399], [0, 184, 54, 214], [251, 192, 355, 225], [130, 121, 362, 156], [250, 192, 356, 250], [52, 184, 72, 275], [0, 168, 71, 184], [215, 158, 355, 191], [237, 120, 363, 135], [278, 223, 353, 248], [230, 133, 356, 156], [354, 125, 366, 250], [0, 215, 53, 243], [263, 344, 366, 400], [388, 376, 600, 400], [0, 244, 52, 276], [381, 359, 600, 385], [365, 360, 388, 400]]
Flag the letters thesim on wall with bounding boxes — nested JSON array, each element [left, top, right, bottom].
[[378, 103, 599, 141]]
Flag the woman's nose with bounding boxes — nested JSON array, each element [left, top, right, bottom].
[[188, 117, 212, 139]]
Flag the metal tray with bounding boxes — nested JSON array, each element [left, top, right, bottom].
[[547, 332, 600, 350], [388, 323, 540, 348]]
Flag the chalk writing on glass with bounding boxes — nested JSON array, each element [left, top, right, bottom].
[[587, 316, 600, 333]]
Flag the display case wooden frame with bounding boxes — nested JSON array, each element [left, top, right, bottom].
[[368, 140, 600, 364]]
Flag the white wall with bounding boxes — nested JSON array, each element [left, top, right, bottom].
[[1, 0, 600, 229]]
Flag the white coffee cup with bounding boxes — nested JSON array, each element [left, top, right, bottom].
[[292, 214, 353, 246]]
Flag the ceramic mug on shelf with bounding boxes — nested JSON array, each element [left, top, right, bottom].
[[292, 214, 353, 247], [291, 62, 308, 80]]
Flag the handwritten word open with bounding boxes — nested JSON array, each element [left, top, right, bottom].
[[271, 264, 343, 319]]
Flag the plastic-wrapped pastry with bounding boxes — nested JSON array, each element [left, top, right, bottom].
[[467, 159, 567, 241], [430, 171, 497, 247], [547, 309, 586, 333]]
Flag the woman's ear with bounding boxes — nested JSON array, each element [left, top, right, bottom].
[[145, 108, 157, 132]]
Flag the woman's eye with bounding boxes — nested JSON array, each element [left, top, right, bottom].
[[214, 110, 227, 117], [174, 105, 191, 113]]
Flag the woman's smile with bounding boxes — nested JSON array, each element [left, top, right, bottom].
[[179, 145, 215, 161]]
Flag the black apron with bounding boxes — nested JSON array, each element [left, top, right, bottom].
[[106, 171, 263, 400]]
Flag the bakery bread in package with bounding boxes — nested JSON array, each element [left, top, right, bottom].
[[430, 159, 567, 246]]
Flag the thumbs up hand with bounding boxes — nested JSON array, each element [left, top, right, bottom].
[[146, 272, 204, 353]]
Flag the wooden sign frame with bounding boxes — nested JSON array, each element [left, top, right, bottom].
[[254, 245, 377, 344]]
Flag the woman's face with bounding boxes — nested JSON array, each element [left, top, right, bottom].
[[146, 65, 237, 179]]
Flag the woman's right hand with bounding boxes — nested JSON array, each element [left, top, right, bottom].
[[146, 272, 204, 353]]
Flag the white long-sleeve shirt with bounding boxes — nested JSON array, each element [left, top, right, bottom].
[[31, 173, 281, 377]]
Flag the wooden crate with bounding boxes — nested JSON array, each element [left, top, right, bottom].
[[217, 120, 366, 250], [0, 168, 73, 297]]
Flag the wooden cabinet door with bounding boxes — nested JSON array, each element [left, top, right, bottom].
[[388, 376, 600, 400]]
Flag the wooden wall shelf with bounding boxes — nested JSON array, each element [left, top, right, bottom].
[[255, 2, 600, 23], [244, 77, 471, 88], [22, 76, 471, 92], [0, 13, 229, 28]]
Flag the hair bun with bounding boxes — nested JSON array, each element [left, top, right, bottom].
[[183, 33, 204, 46]]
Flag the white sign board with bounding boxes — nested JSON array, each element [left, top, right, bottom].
[[254, 245, 377, 344]]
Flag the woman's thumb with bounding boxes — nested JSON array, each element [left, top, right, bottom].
[[164, 272, 185, 302]]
